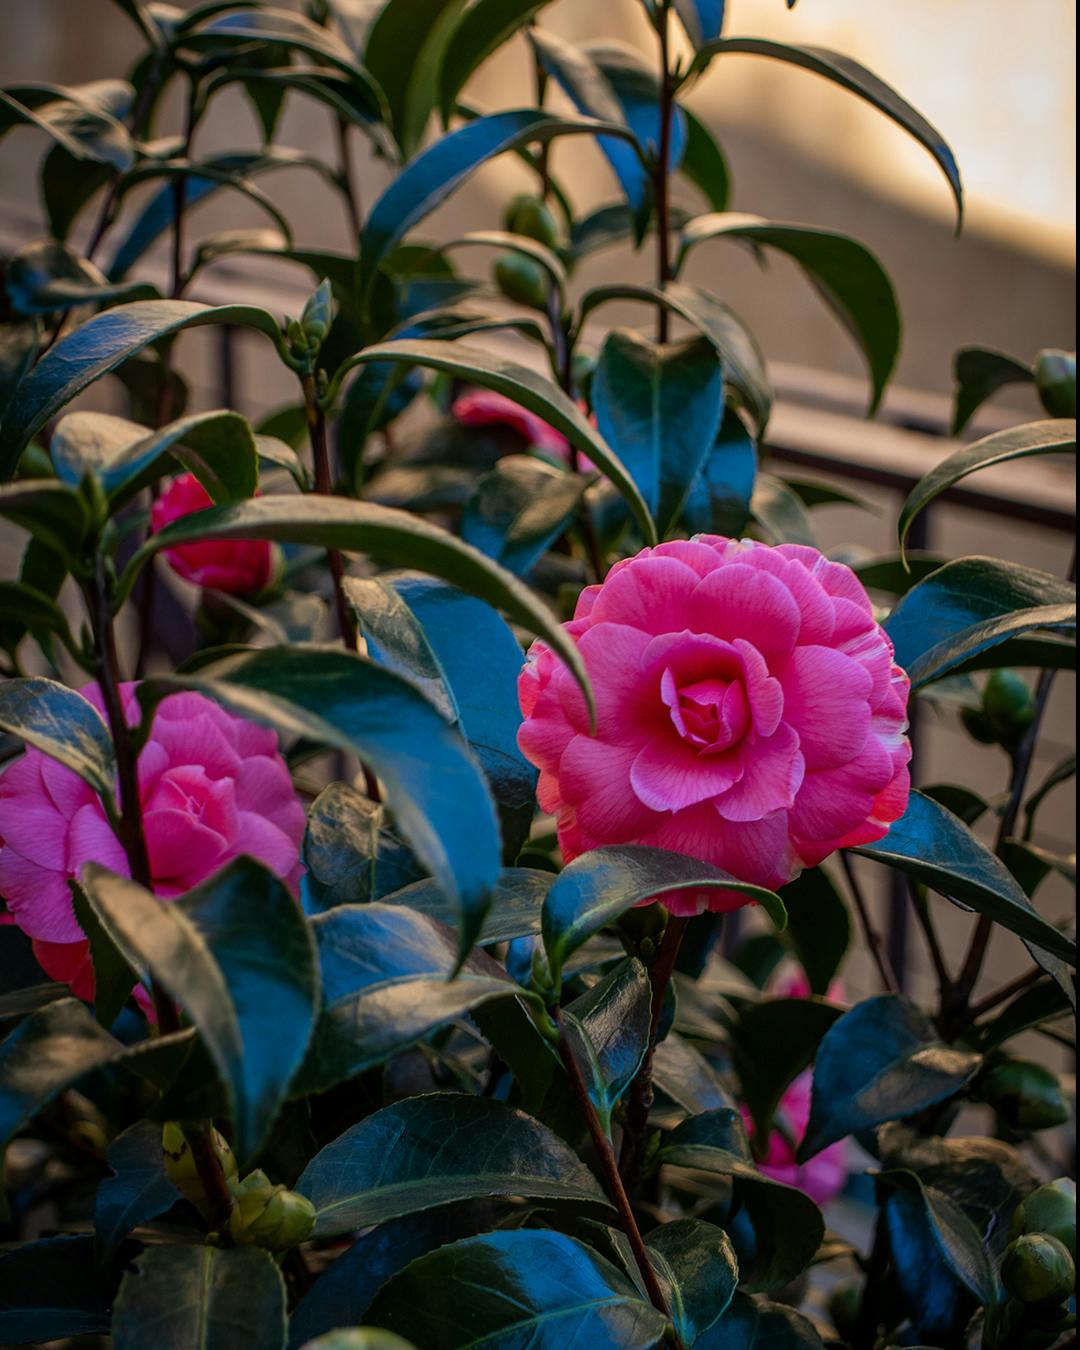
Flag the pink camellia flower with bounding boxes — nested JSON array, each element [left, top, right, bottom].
[[151, 473, 272, 595], [452, 389, 571, 458], [748, 1069, 849, 1206], [0, 682, 305, 1003], [517, 536, 910, 913]]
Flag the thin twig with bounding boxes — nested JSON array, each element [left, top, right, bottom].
[[554, 1010, 677, 1336], [907, 880, 953, 1004], [841, 852, 899, 993], [334, 117, 362, 238], [302, 374, 356, 650], [653, 0, 674, 344], [968, 966, 1046, 1020]]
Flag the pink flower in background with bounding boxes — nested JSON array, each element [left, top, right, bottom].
[[518, 536, 910, 913], [452, 389, 571, 458], [152, 473, 272, 595], [0, 683, 305, 1004], [748, 1070, 849, 1206]]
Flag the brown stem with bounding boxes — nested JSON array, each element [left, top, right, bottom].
[[170, 83, 198, 299], [554, 1009, 676, 1335], [302, 374, 356, 650], [531, 35, 551, 197], [335, 117, 363, 238], [968, 965, 1046, 1020], [618, 915, 688, 1189], [653, 1, 674, 344], [841, 852, 899, 993], [182, 1121, 236, 1232], [908, 880, 953, 1006]]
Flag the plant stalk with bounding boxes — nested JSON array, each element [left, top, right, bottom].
[[653, 0, 674, 344], [554, 1009, 676, 1336], [841, 852, 899, 993], [302, 373, 356, 649]]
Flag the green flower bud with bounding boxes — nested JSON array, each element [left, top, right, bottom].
[[983, 669, 1036, 744], [298, 1330, 419, 1350], [960, 705, 1000, 745], [1001, 1233, 1075, 1305], [228, 1169, 315, 1251], [982, 1059, 1071, 1131], [493, 252, 549, 310], [301, 279, 336, 347], [502, 193, 560, 249], [828, 1280, 863, 1341], [287, 318, 309, 354], [1033, 348, 1076, 419], [162, 1123, 237, 1213], [1010, 1179, 1076, 1257]]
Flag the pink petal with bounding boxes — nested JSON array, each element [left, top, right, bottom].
[[0, 785, 68, 870], [226, 812, 302, 880], [630, 736, 743, 813], [150, 710, 242, 781], [577, 622, 658, 743], [518, 706, 576, 779], [714, 724, 805, 822], [685, 563, 802, 667], [590, 555, 702, 634], [0, 849, 82, 941], [734, 639, 784, 736], [779, 646, 872, 771], [144, 808, 228, 883], [559, 736, 665, 841], [68, 802, 130, 878], [41, 757, 95, 821], [643, 803, 796, 894], [653, 538, 727, 576], [234, 757, 304, 836]]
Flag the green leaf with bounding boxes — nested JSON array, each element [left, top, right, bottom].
[[296, 904, 529, 1094], [438, 0, 553, 123], [0, 580, 79, 661], [673, 0, 727, 48], [543, 845, 785, 985], [40, 144, 113, 242], [854, 790, 1076, 967], [71, 883, 138, 1028], [80, 857, 319, 1162], [689, 38, 962, 224], [976, 980, 1074, 1052], [658, 1107, 824, 1291], [4, 240, 153, 315], [798, 994, 982, 1160], [0, 1234, 128, 1343], [365, 1229, 667, 1349], [885, 556, 1075, 688], [592, 329, 725, 535], [0, 677, 115, 800], [345, 574, 537, 861], [780, 865, 850, 995], [680, 405, 757, 537], [563, 957, 651, 1133], [300, 782, 426, 913], [296, 1093, 611, 1237], [898, 419, 1075, 557], [0, 299, 285, 479], [678, 213, 900, 412], [0, 998, 124, 1149], [112, 1245, 287, 1350], [0, 83, 134, 169], [952, 347, 1034, 435], [0, 318, 41, 414], [653, 1030, 732, 1114], [578, 281, 772, 432], [382, 868, 554, 943], [0, 480, 89, 559], [731, 996, 843, 1140], [679, 104, 732, 212], [139, 647, 501, 957], [94, 1119, 180, 1265], [751, 472, 817, 546], [646, 1219, 739, 1346], [50, 407, 259, 505], [334, 338, 657, 546], [852, 552, 949, 597], [461, 454, 587, 576], [359, 108, 639, 295], [121, 494, 594, 718], [1024, 753, 1076, 839], [697, 1292, 826, 1350], [364, 0, 468, 158]]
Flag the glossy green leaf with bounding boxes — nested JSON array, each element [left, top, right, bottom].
[[122, 492, 592, 709], [798, 994, 981, 1160], [696, 1292, 826, 1350], [653, 1030, 733, 1114], [205, 68, 390, 157], [886, 556, 1075, 688], [678, 213, 900, 411], [80, 857, 319, 1162], [0, 479, 88, 557], [0, 677, 115, 800], [592, 329, 724, 534], [345, 574, 537, 861], [563, 957, 651, 1133], [365, 1228, 667, 1349], [296, 904, 529, 1094], [0, 300, 285, 479], [646, 1218, 738, 1346], [673, 0, 726, 48], [855, 790, 1076, 966], [0, 83, 134, 169], [359, 109, 638, 294], [51, 407, 259, 505], [112, 1245, 287, 1350], [680, 405, 757, 537], [139, 647, 501, 956], [296, 1093, 611, 1237], [300, 782, 426, 913], [364, 0, 468, 158], [542, 845, 784, 986], [461, 455, 587, 576], [0, 1234, 128, 1343], [94, 1119, 180, 1264], [0, 998, 124, 1149], [952, 347, 1033, 435], [689, 38, 962, 223], [4, 240, 152, 315], [751, 472, 817, 546], [70, 882, 138, 1028], [976, 979, 1074, 1051], [780, 865, 850, 995], [0, 580, 79, 660], [578, 281, 772, 432], [658, 1107, 824, 1290], [0, 318, 41, 414], [335, 338, 656, 545], [732, 996, 843, 1140], [852, 552, 948, 597], [898, 419, 1076, 557], [438, 0, 553, 123], [382, 868, 554, 943], [679, 104, 732, 214]]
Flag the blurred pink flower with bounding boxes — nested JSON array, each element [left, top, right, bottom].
[[518, 536, 910, 913], [452, 389, 571, 458], [0, 683, 305, 1003], [748, 1069, 849, 1207], [151, 473, 272, 595]]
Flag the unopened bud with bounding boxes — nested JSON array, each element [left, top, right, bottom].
[[298, 1330, 419, 1350], [1011, 1179, 1076, 1257], [502, 194, 560, 250], [1033, 349, 1076, 419], [228, 1169, 315, 1251], [983, 669, 1036, 746], [162, 1122, 237, 1214], [493, 252, 549, 310], [982, 1059, 1070, 1131], [1001, 1233, 1075, 1305], [301, 279, 335, 347]]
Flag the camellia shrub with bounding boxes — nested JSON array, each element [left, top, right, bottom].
[[0, 2, 1075, 1347]]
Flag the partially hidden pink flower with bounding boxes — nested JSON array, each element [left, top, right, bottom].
[[0, 682, 306, 1004], [452, 389, 571, 458], [517, 536, 911, 913], [746, 1069, 849, 1206], [151, 473, 272, 595]]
